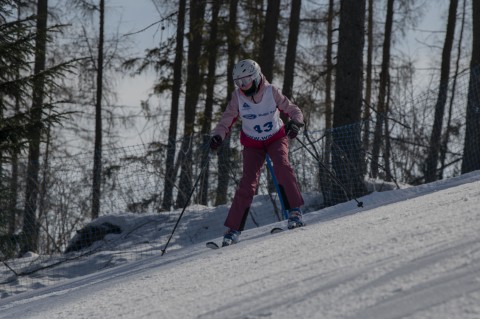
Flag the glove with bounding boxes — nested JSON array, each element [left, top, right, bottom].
[[284, 120, 304, 139], [210, 135, 223, 150]]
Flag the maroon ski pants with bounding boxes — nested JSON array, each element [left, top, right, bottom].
[[224, 136, 304, 231]]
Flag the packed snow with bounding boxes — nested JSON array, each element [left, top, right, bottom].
[[1, 171, 480, 319]]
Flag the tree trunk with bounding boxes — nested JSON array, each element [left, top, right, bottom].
[[176, 0, 206, 208], [315, 0, 336, 206], [22, 0, 48, 254], [259, 0, 280, 194], [215, 0, 239, 206], [370, 0, 394, 179], [384, 82, 392, 181], [282, 0, 301, 100], [331, 0, 367, 204], [440, 0, 467, 177], [161, 0, 186, 211], [425, 0, 458, 183], [38, 117, 51, 243], [362, 0, 374, 151], [199, 0, 221, 205], [8, 5, 22, 235], [461, 0, 480, 174], [8, 149, 19, 235], [259, 0, 280, 82], [92, 0, 105, 220], [324, 0, 334, 132]]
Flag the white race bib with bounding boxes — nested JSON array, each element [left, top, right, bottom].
[[237, 86, 283, 141]]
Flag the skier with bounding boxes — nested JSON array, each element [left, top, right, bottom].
[[210, 59, 305, 246]]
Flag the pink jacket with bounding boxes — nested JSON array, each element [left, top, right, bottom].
[[212, 76, 304, 148]]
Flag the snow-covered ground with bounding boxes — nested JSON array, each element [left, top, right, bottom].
[[1, 171, 480, 319]]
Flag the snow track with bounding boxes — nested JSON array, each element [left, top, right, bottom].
[[1, 176, 480, 319]]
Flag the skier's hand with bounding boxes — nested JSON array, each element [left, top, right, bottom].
[[210, 135, 223, 150], [285, 120, 304, 139]]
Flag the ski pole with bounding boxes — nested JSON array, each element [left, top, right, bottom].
[[265, 155, 289, 220], [295, 137, 364, 208], [161, 148, 211, 256]]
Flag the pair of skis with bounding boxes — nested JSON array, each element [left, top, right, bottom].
[[205, 225, 295, 250]]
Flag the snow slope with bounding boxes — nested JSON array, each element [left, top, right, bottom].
[[1, 172, 480, 319]]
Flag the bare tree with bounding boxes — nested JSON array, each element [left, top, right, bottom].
[[439, 0, 467, 177], [198, 0, 222, 205], [324, 0, 335, 132], [91, 0, 104, 220], [175, 0, 206, 208], [282, 0, 301, 101], [259, 0, 280, 82], [461, 0, 480, 173], [362, 0, 374, 151], [259, 0, 281, 193], [424, 0, 458, 183], [331, 0, 368, 203], [370, 0, 395, 179], [215, 0, 239, 206], [161, 0, 186, 211]]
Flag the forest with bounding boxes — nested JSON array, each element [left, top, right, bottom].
[[0, 0, 479, 262]]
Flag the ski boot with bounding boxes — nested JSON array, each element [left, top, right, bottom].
[[222, 229, 241, 247], [287, 208, 305, 229]]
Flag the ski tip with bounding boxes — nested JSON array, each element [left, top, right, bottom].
[[270, 227, 284, 234], [206, 241, 220, 249]]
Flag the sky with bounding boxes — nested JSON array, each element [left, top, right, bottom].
[[1, 170, 479, 318], [107, 0, 164, 108]]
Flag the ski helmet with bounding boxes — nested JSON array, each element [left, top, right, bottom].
[[232, 59, 262, 96]]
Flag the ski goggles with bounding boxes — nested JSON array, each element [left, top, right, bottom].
[[234, 75, 254, 89]]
